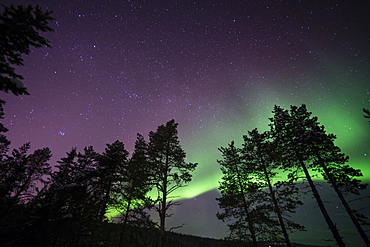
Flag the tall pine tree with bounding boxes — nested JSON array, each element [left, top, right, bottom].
[[242, 128, 304, 246], [269, 104, 368, 246], [118, 134, 154, 247], [38, 147, 100, 246], [88, 141, 129, 246], [216, 141, 261, 246], [292, 106, 370, 246], [147, 120, 197, 247], [269, 105, 344, 246]]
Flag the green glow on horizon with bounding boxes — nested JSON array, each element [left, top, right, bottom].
[[179, 76, 370, 201], [107, 74, 369, 220]]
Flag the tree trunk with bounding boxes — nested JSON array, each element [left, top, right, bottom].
[[90, 180, 112, 247], [236, 165, 257, 247], [158, 157, 169, 247], [316, 154, 370, 247], [298, 156, 345, 247], [119, 190, 133, 247], [158, 191, 166, 247], [261, 161, 291, 247]]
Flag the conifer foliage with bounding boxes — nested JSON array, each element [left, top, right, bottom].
[[0, 5, 200, 246], [117, 134, 154, 247], [0, 117, 197, 246], [0, 4, 54, 95], [217, 104, 368, 247], [270, 104, 369, 246], [242, 128, 304, 247], [217, 133, 304, 247], [147, 119, 198, 247], [216, 141, 261, 246]]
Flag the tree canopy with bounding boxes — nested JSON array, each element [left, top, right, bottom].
[[217, 104, 369, 247], [147, 119, 198, 247], [0, 4, 54, 95]]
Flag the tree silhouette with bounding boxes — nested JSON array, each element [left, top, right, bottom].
[[0, 143, 51, 221], [0, 3, 54, 216], [0, 143, 52, 246], [216, 141, 260, 246], [242, 128, 304, 246], [217, 134, 304, 246], [38, 147, 100, 246], [118, 134, 154, 247], [0, 4, 54, 95], [87, 141, 129, 246], [302, 112, 370, 246], [35, 144, 131, 246], [268, 104, 369, 246], [96, 141, 129, 223], [147, 120, 197, 247]]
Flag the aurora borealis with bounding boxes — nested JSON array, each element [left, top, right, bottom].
[[1, 0, 370, 245]]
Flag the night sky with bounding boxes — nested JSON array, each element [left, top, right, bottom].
[[1, 0, 370, 246]]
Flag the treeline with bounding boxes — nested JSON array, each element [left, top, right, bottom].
[[1, 4, 370, 247], [0, 6, 196, 247], [0, 114, 197, 247], [216, 104, 370, 247]]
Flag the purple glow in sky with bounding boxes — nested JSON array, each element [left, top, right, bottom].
[[1, 1, 370, 246]]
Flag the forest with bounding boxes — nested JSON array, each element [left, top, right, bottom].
[[1, 4, 370, 247]]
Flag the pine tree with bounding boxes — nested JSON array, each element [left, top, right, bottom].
[[147, 120, 197, 247], [0, 5, 54, 244], [39, 147, 100, 246], [84, 141, 129, 246], [270, 105, 345, 246], [216, 141, 260, 246], [95, 141, 129, 224], [298, 110, 370, 246], [0, 4, 54, 95], [0, 143, 51, 220], [242, 128, 304, 246], [0, 143, 52, 246], [118, 134, 154, 247]]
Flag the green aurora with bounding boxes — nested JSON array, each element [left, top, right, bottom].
[[2, 1, 369, 244], [179, 76, 370, 199]]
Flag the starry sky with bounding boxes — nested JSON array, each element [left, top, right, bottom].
[[1, 0, 370, 246]]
